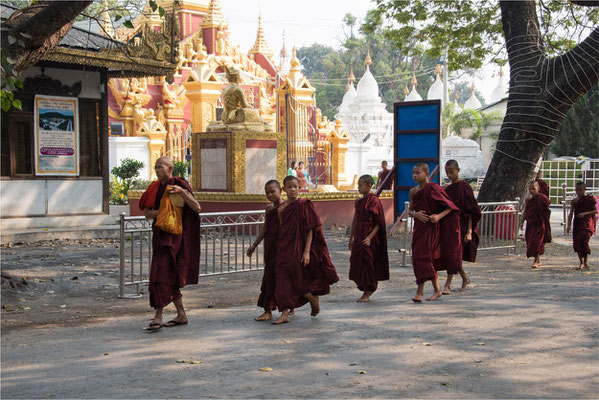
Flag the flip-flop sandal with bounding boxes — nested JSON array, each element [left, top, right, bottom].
[[164, 320, 188, 327], [143, 322, 163, 332]]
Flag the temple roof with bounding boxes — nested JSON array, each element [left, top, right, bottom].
[[427, 68, 444, 101], [356, 66, 379, 100], [464, 82, 482, 109], [201, 0, 228, 28], [248, 14, 274, 58], [489, 66, 508, 104]]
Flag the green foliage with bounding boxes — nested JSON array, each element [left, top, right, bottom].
[[363, 1, 599, 71], [550, 86, 599, 158], [173, 161, 190, 178], [441, 103, 503, 140], [110, 158, 144, 204], [297, 15, 440, 120], [129, 179, 151, 191]]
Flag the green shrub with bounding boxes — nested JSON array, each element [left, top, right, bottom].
[[110, 158, 144, 204], [173, 161, 190, 178]]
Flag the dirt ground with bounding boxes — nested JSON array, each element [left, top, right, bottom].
[[1, 230, 598, 399]]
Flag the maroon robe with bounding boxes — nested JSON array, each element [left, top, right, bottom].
[[411, 183, 462, 283], [536, 178, 550, 199], [378, 168, 392, 190], [275, 198, 339, 311], [572, 195, 597, 257], [257, 204, 279, 311], [525, 194, 551, 258], [445, 180, 482, 262], [349, 193, 390, 293], [147, 177, 200, 309]]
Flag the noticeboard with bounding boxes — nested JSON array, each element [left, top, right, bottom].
[[393, 100, 441, 219]]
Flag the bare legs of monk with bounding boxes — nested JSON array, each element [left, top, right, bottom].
[[272, 294, 318, 324], [578, 255, 590, 270], [531, 254, 542, 269], [357, 291, 373, 303], [442, 268, 471, 294], [413, 279, 442, 302], [149, 298, 188, 330], [255, 311, 272, 321]]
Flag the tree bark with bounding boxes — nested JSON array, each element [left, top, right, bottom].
[[478, 0, 599, 202], [1, 1, 93, 76]]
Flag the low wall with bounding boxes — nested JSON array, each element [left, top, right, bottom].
[[128, 190, 395, 229]]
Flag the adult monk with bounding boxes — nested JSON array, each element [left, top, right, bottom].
[[349, 175, 389, 302], [409, 163, 461, 302], [520, 181, 551, 269], [567, 182, 597, 269], [442, 160, 481, 293], [141, 156, 201, 332], [273, 175, 339, 324], [376, 161, 393, 190]]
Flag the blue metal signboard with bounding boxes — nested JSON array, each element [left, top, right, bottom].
[[393, 100, 441, 219]]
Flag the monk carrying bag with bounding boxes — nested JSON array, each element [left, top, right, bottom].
[[155, 188, 183, 235]]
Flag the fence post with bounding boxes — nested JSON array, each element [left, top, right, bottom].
[[403, 201, 410, 266], [118, 213, 126, 299], [514, 197, 520, 255], [562, 182, 567, 235]]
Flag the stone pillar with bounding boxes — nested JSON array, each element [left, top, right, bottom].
[[183, 62, 222, 190], [327, 119, 350, 189]]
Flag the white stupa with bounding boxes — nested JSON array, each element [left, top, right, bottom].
[[464, 81, 482, 109], [452, 91, 462, 114], [427, 64, 444, 101], [441, 135, 486, 179], [336, 47, 394, 182], [405, 73, 423, 101], [489, 66, 508, 103]]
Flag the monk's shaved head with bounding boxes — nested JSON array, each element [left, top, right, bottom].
[[529, 180, 539, 188], [445, 159, 459, 169], [156, 156, 174, 168], [414, 162, 429, 174]]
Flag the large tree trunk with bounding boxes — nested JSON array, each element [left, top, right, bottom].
[[478, 0, 599, 202], [1, 1, 93, 77]]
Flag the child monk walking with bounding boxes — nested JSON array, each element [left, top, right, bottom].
[[442, 160, 481, 293], [349, 175, 389, 302], [409, 163, 461, 302], [520, 181, 551, 268], [247, 180, 283, 321], [273, 176, 339, 324], [567, 182, 597, 269]]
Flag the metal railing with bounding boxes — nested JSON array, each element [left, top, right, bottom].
[[561, 183, 599, 235], [118, 210, 265, 299], [396, 199, 520, 267]]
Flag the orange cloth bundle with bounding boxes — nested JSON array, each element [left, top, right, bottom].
[[155, 190, 183, 235]]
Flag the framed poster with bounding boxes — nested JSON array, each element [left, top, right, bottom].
[[34, 95, 79, 176]]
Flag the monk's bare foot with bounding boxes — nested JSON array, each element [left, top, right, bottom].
[[255, 312, 272, 321], [412, 294, 423, 303], [530, 263, 540, 269], [309, 296, 320, 317], [459, 278, 471, 291], [441, 286, 451, 295], [583, 264, 591, 270], [357, 292, 371, 302], [288, 308, 295, 315], [426, 291, 442, 301], [272, 313, 290, 325]]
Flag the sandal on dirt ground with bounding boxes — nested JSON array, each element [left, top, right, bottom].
[[143, 322, 163, 332], [164, 320, 188, 327]]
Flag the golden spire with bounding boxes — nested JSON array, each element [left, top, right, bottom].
[[453, 91, 459, 101], [101, 0, 114, 38], [348, 63, 356, 84], [201, 0, 228, 28], [434, 64, 442, 76], [411, 72, 418, 89], [290, 45, 300, 70], [404, 84, 410, 96], [364, 43, 373, 68], [470, 80, 476, 92], [498, 65, 504, 77], [248, 14, 274, 58], [279, 30, 288, 60]]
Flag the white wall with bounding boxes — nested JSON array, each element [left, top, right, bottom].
[[21, 66, 101, 99], [108, 137, 151, 181], [200, 148, 227, 190], [479, 99, 507, 170], [245, 148, 277, 194], [1, 179, 102, 217], [345, 142, 371, 184]]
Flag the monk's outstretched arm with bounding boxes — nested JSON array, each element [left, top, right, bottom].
[[520, 200, 528, 230], [464, 215, 473, 242], [429, 207, 452, 224], [349, 206, 358, 249], [247, 222, 266, 256], [302, 229, 313, 265]]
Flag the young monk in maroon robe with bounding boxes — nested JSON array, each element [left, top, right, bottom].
[[409, 163, 461, 302], [376, 160, 393, 190], [535, 170, 550, 199], [247, 180, 283, 321], [273, 175, 339, 324], [349, 175, 389, 302], [141, 156, 201, 332], [520, 181, 551, 269], [567, 182, 598, 269], [442, 160, 481, 293]]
